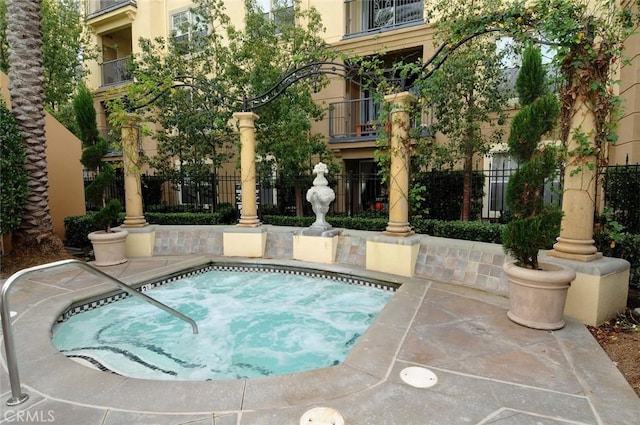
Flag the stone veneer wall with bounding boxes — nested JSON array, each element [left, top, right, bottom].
[[153, 225, 508, 296]]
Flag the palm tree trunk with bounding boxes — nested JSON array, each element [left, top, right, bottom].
[[6, 0, 62, 251]]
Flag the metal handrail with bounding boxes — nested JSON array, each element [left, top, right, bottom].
[[1, 259, 198, 406]]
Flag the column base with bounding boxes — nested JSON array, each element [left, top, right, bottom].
[[237, 215, 261, 228], [540, 253, 630, 326], [223, 227, 267, 257], [122, 215, 149, 228], [117, 225, 156, 258], [293, 234, 339, 264], [384, 221, 414, 237], [550, 237, 602, 262], [366, 234, 421, 277]]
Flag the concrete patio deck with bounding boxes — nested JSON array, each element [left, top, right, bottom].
[[1, 255, 639, 424]]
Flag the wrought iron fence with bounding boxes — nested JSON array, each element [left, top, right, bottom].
[[597, 160, 640, 234], [84, 163, 638, 229], [81, 168, 541, 221]]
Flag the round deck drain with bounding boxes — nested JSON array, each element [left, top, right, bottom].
[[300, 407, 345, 425], [400, 366, 438, 388]]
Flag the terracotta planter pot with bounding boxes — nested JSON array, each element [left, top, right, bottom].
[[88, 229, 128, 266], [503, 260, 576, 330]]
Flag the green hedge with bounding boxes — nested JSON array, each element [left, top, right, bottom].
[[262, 215, 502, 244], [262, 215, 388, 232], [595, 231, 640, 289], [65, 210, 237, 248], [0, 100, 28, 235], [412, 218, 504, 244], [145, 212, 224, 226], [64, 213, 125, 248]]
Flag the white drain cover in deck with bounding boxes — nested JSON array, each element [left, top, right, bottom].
[[400, 366, 438, 388], [300, 407, 345, 425]]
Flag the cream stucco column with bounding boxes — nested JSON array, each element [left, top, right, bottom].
[[383, 91, 415, 237], [121, 113, 148, 228], [549, 100, 601, 262], [234, 111, 261, 227]]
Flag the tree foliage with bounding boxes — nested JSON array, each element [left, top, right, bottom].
[[415, 35, 509, 220], [233, 0, 333, 214], [0, 0, 6, 71], [1, 0, 94, 112], [424, 0, 639, 170], [74, 83, 115, 220], [121, 0, 334, 215]]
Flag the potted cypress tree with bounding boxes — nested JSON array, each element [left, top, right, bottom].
[[502, 44, 576, 330], [74, 84, 128, 266]]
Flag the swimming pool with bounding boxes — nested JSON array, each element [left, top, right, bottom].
[[52, 265, 394, 381]]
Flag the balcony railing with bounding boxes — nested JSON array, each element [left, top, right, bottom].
[[85, 0, 136, 18], [329, 97, 382, 141], [345, 0, 424, 38], [101, 56, 132, 86], [328, 97, 433, 142]]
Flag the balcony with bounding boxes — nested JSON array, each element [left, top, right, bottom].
[[344, 0, 424, 38], [85, 0, 136, 18], [85, 0, 136, 34], [329, 97, 382, 142], [329, 97, 434, 143], [101, 56, 132, 86]]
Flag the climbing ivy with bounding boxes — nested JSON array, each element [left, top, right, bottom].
[[0, 99, 28, 235]]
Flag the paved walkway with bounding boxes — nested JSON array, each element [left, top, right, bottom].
[[1, 256, 639, 425]]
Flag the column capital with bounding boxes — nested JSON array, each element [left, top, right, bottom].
[[233, 111, 259, 127], [121, 112, 142, 127], [383, 91, 416, 107]]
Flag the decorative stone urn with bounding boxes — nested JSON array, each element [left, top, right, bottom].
[[88, 229, 128, 266], [304, 162, 336, 234], [503, 260, 576, 330], [294, 162, 340, 263]]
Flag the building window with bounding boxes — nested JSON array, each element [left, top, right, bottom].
[[488, 152, 516, 213], [171, 9, 208, 54], [257, 0, 294, 31]]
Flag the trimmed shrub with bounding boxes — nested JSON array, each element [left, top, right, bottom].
[[0, 100, 28, 235], [64, 213, 125, 248], [502, 44, 561, 270], [412, 218, 503, 244], [602, 165, 640, 234], [145, 212, 224, 225], [595, 231, 640, 289]]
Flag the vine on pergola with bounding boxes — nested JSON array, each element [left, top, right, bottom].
[[426, 0, 639, 170]]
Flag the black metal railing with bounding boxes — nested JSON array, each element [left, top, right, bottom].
[[345, 0, 424, 38], [82, 164, 585, 223], [329, 97, 381, 141], [85, 0, 136, 18], [83, 162, 640, 226], [598, 159, 640, 234], [101, 56, 132, 86]]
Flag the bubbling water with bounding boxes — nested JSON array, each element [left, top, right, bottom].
[[52, 269, 393, 380]]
